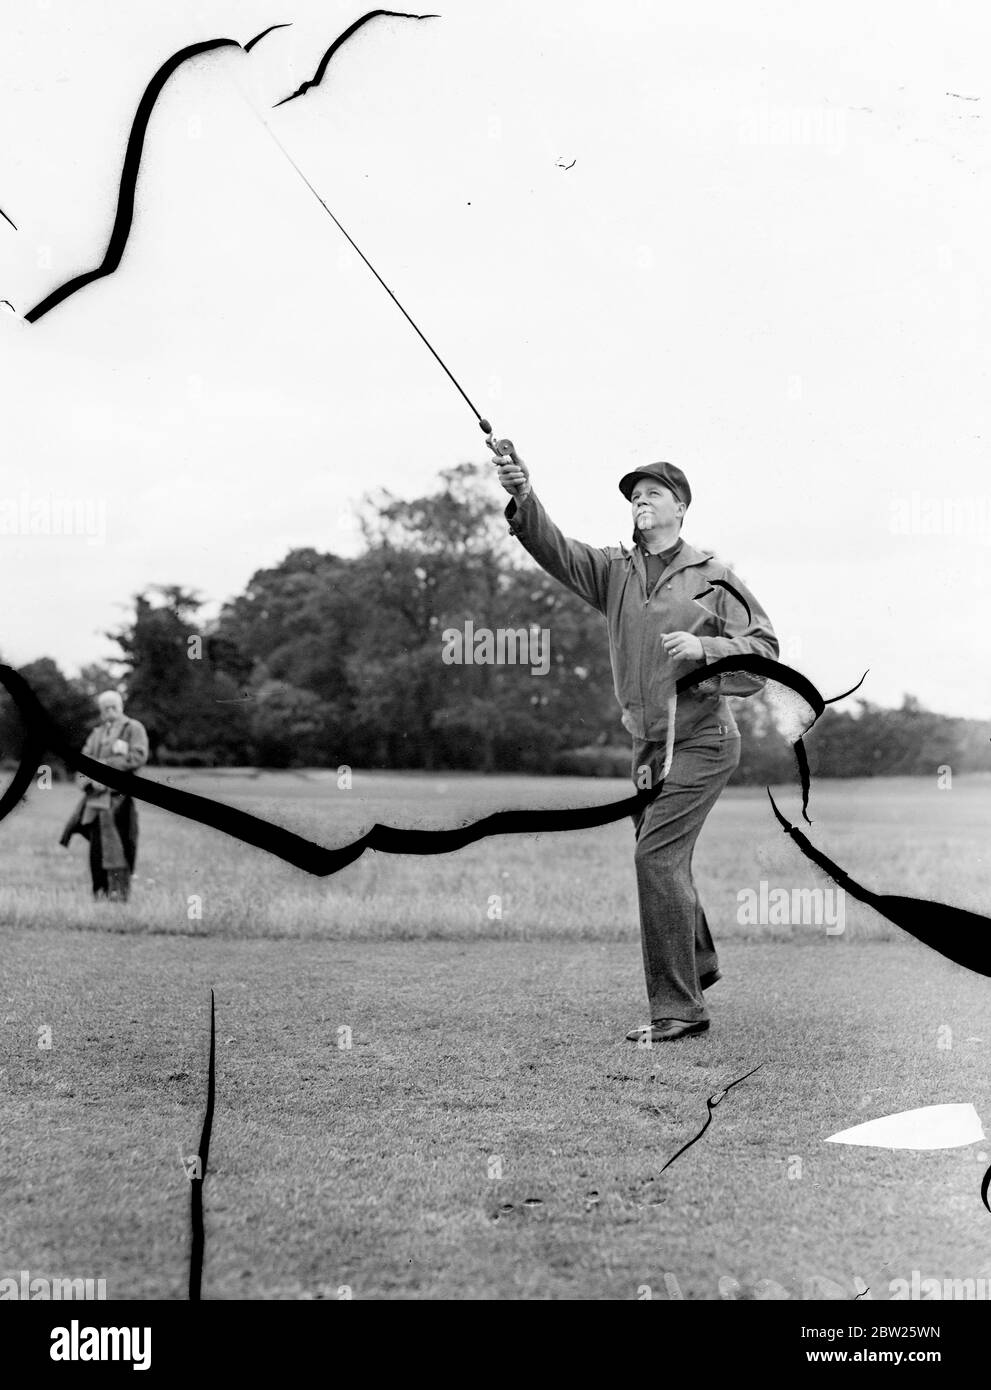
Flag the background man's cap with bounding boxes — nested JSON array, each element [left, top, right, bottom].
[[618, 462, 692, 508]]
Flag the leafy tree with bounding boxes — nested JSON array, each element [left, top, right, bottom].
[[249, 679, 334, 767], [0, 657, 95, 773], [212, 549, 354, 708], [108, 586, 249, 762], [20, 464, 982, 780]]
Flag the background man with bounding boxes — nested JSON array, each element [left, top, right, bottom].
[[59, 690, 149, 901], [494, 446, 778, 1042]]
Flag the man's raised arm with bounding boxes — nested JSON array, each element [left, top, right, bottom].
[[495, 450, 611, 614]]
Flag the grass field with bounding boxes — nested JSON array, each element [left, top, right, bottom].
[[2, 772, 990, 1300], [2, 768, 989, 940]]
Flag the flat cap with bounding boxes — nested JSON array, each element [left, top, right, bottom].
[[618, 462, 692, 508]]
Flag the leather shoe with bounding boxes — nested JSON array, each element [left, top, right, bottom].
[[625, 1018, 710, 1043]]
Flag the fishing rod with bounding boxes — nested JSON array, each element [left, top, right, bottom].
[[233, 80, 522, 473]]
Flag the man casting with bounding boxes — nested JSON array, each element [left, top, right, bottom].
[[495, 448, 778, 1042]]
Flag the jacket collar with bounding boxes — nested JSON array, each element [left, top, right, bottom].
[[624, 538, 713, 582], [657, 539, 714, 578]]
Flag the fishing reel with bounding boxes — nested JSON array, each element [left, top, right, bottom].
[[479, 418, 521, 464]]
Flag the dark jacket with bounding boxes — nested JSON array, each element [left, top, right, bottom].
[[506, 490, 779, 744]]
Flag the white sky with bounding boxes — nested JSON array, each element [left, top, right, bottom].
[[1, 0, 989, 715]]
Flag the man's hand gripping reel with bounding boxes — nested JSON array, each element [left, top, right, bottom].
[[479, 417, 519, 463], [479, 418, 527, 499]]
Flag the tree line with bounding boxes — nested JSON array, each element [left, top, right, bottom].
[[3, 463, 988, 783]]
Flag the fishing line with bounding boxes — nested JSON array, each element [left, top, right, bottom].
[[231, 76, 493, 435]]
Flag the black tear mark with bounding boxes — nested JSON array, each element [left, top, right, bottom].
[[0, 665, 663, 873], [795, 669, 868, 815], [24, 28, 284, 324], [555, 158, 576, 170], [0, 206, 16, 231], [189, 989, 216, 1302], [658, 1063, 765, 1174], [272, 9, 438, 108], [677, 653, 861, 823], [794, 736, 812, 821], [823, 670, 869, 705], [677, 653, 835, 711], [0, 654, 855, 870], [981, 1164, 991, 1214], [693, 578, 752, 624], [851, 1254, 903, 1300], [766, 789, 991, 977], [244, 22, 293, 52]]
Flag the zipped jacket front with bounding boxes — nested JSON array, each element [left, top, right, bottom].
[[506, 490, 779, 745]]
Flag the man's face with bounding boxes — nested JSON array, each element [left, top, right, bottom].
[[630, 479, 684, 532], [97, 697, 121, 723]]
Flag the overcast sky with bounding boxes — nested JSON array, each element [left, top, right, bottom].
[[1, 0, 989, 715]]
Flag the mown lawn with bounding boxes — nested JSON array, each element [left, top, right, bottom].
[[2, 935, 988, 1300], [1, 772, 988, 1299], [0, 770, 988, 941]]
